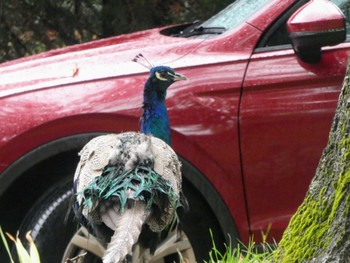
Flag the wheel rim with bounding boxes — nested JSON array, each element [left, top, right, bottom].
[[62, 227, 105, 262], [62, 226, 196, 263]]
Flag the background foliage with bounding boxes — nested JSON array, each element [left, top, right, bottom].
[[0, 0, 231, 63]]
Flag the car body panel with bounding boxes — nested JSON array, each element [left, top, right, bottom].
[[241, 45, 349, 239]]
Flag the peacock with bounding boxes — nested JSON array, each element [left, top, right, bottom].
[[72, 54, 188, 263]]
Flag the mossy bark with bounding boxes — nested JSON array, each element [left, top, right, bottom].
[[274, 62, 350, 262]]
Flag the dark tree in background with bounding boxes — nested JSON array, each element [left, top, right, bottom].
[[0, 0, 231, 63]]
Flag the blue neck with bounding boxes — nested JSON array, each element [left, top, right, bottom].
[[140, 79, 171, 145]]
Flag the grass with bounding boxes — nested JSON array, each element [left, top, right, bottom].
[[204, 229, 275, 263], [0, 226, 87, 263], [0, 226, 40, 263], [1, 226, 275, 263], [205, 239, 275, 263]]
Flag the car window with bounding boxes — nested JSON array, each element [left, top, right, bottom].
[[261, 0, 350, 48], [177, 0, 271, 38], [201, 0, 270, 31]]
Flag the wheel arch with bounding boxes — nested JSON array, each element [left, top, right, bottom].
[[0, 133, 99, 196], [179, 156, 239, 245], [0, 133, 98, 233]]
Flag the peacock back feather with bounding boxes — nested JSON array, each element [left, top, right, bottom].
[[74, 132, 182, 232]]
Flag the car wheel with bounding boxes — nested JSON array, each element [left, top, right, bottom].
[[19, 177, 226, 263]]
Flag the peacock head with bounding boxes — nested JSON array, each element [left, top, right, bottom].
[[149, 65, 187, 89], [133, 54, 187, 93]]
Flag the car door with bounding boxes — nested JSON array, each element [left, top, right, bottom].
[[240, 0, 350, 241]]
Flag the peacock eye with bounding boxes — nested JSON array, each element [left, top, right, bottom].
[[155, 71, 169, 81], [159, 71, 167, 78]]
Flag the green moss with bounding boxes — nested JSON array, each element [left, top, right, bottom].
[[330, 134, 350, 222], [274, 130, 350, 262], [328, 169, 350, 223], [274, 188, 331, 262]]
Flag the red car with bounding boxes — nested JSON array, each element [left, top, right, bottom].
[[0, 0, 348, 262]]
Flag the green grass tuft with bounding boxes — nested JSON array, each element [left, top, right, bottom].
[[205, 229, 275, 263], [0, 227, 40, 263]]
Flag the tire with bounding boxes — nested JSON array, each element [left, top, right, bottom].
[[19, 179, 77, 263], [19, 177, 227, 263], [180, 181, 226, 262]]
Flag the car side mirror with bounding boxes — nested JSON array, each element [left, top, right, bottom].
[[287, 0, 346, 63]]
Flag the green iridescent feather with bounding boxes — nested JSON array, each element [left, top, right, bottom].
[[77, 165, 179, 217]]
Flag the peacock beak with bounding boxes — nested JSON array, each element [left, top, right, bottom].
[[172, 73, 188, 82]]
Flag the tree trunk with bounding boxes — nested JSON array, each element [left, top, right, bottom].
[[274, 62, 350, 262]]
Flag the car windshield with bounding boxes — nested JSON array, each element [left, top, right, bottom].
[[202, 0, 270, 29], [178, 0, 270, 38]]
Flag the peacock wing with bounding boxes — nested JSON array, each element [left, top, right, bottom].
[[147, 137, 182, 232], [151, 137, 182, 196], [74, 134, 118, 191]]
